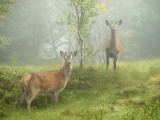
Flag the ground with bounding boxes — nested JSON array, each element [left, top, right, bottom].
[[0, 59, 160, 120]]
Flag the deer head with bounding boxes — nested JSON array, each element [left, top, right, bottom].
[[106, 20, 122, 33], [60, 51, 77, 65]]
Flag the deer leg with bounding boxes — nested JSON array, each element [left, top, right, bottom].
[[51, 91, 56, 104], [52, 91, 60, 104], [18, 90, 27, 108], [106, 53, 109, 70], [26, 89, 39, 112], [114, 56, 117, 72]]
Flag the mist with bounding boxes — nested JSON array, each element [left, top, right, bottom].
[[0, 0, 160, 65], [1, 0, 160, 119]]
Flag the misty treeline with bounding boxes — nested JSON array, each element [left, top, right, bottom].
[[0, 0, 160, 65]]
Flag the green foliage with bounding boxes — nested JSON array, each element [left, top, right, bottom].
[[34, 94, 50, 108], [57, 107, 104, 120], [84, 42, 100, 61], [54, 18, 65, 25], [0, 0, 15, 17], [60, 0, 102, 67], [0, 67, 23, 102], [67, 66, 96, 90], [0, 59, 160, 119], [11, 55, 20, 66], [116, 87, 139, 98], [0, 0, 160, 64], [66, 0, 99, 38], [122, 98, 160, 120], [0, 36, 12, 49]]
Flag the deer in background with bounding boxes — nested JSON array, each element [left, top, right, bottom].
[[18, 51, 77, 111], [105, 20, 122, 71]]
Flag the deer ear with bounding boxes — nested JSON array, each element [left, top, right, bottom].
[[60, 51, 65, 58], [118, 20, 122, 25], [72, 51, 77, 58], [70, 51, 73, 57], [65, 51, 67, 56], [106, 20, 110, 26]]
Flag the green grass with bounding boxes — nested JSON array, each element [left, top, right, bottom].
[[0, 59, 160, 120]]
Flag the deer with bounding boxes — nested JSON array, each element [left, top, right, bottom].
[[105, 20, 122, 71], [18, 51, 77, 111]]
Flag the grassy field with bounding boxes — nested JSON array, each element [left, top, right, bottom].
[[0, 59, 160, 120]]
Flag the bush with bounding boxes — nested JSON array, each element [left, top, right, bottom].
[[122, 98, 160, 120], [67, 66, 96, 90], [116, 87, 139, 98], [33, 94, 51, 108], [0, 67, 23, 107]]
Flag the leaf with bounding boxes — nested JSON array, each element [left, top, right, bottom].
[[100, 3, 105, 8], [1, 15, 5, 19], [12, 0, 15, 4], [95, 5, 100, 10], [103, 8, 107, 13], [68, 29, 77, 33], [0, 36, 12, 49]]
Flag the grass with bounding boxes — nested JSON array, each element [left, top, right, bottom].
[[0, 59, 160, 120]]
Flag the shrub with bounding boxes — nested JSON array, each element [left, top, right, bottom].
[[67, 66, 96, 90], [122, 98, 160, 120], [116, 87, 139, 98]]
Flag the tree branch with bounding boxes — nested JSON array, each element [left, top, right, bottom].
[[73, 1, 83, 44]]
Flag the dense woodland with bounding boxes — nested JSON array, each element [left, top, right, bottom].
[[0, 1, 160, 119], [0, 0, 160, 65]]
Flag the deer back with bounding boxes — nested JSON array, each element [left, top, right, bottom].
[[21, 70, 66, 92]]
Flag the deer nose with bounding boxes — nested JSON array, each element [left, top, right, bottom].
[[113, 29, 116, 32]]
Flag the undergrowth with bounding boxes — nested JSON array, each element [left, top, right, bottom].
[[0, 59, 160, 120]]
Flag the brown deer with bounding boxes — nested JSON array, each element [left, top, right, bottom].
[[105, 20, 122, 71], [18, 51, 77, 111]]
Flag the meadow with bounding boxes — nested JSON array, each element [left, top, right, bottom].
[[0, 59, 160, 120]]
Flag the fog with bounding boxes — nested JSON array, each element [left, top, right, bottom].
[[0, 0, 160, 65]]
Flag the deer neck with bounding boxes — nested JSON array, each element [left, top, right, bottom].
[[110, 31, 117, 46], [62, 63, 72, 81]]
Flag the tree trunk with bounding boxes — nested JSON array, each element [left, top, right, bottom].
[[52, 40, 59, 59], [74, 2, 84, 68], [49, 26, 59, 59], [78, 29, 84, 68], [68, 35, 71, 51], [80, 39, 84, 68]]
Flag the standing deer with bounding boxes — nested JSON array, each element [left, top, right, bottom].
[[105, 20, 122, 71], [18, 51, 77, 111]]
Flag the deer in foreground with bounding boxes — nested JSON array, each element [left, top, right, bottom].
[[105, 20, 122, 71], [18, 51, 77, 111]]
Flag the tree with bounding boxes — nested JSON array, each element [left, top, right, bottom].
[[0, 0, 15, 49], [0, 0, 15, 62], [65, 0, 101, 68], [0, 0, 71, 64], [0, 0, 15, 19]]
